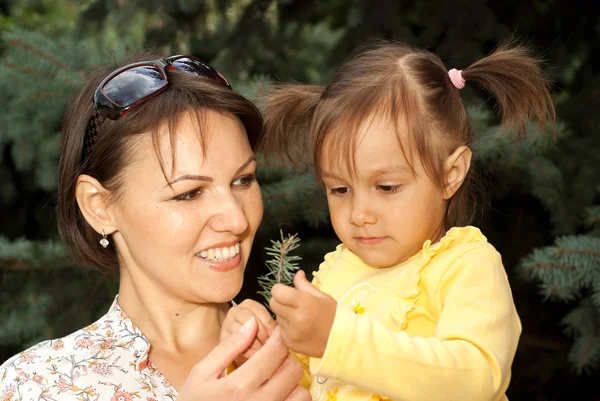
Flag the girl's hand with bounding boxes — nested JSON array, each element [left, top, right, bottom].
[[220, 299, 277, 367], [179, 319, 309, 401], [270, 270, 337, 357]]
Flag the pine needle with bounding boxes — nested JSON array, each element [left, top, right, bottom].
[[257, 230, 302, 305]]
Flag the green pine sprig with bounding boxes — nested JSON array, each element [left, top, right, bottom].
[[257, 231, 302, 305]]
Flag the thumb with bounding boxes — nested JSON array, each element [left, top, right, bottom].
[[293, 270, 322, 297], [191, 317, 258, 380]]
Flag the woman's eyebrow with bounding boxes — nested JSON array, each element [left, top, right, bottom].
[[166, 156, 256, 186]]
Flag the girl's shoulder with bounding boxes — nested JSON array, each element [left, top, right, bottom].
[[422, 226, 502, 278], [427, 226, 498, 260]]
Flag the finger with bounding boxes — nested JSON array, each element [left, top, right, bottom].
[[220, 308, 237, 340], [235, 316, 270, 347], [232, 327, 289, 388], [258, 353, 305, 401], [228, 321, 268, 353], [249, 338, 264, 352], [224, 320, 242, 336], [221, 304, 252, 339], [269, 314, 295, 347], [271, 284, 300, 308], [275, 318, 295, 350], [232, 305, 272, 345], [240, 300, 278, 335], [284, 385, 311, 401], [242, 347, 257, 359], [270, 297, 296, 320], [234, 343, 261, 368], [262, 315, 277, 336], [293, 270, 323, 297], [194, 317, 258, 379], [233, 348, 256, 369], [232, 306, 258, 327]]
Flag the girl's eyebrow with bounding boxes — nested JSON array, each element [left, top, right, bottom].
[[321, 164, 412, 180], [321, 171, 339, 179], [368, 165, 413, 176]]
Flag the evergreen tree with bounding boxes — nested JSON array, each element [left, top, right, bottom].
[[520, 201, 600, 374]]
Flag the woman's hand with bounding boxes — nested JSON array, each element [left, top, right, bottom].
[[179, 318, 309, 401], [220, 299, 277, 367]]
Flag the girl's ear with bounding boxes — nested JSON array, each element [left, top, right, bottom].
[[442, 146, 472, 199], [75, 174, 118, 235]]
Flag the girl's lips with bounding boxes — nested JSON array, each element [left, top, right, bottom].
[[355, 237, 387, 245], [197, 252, 241, 272]]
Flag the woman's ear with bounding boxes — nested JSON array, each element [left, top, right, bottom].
[[75, 174, 117, 235], [443, 145, 472, 199]]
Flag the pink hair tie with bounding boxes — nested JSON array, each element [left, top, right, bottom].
[[448, 68, 465, 89]]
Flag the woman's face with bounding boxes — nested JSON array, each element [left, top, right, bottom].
[[111, 110, 263, 303]]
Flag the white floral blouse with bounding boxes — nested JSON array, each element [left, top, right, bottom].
[[0, 296, 178, 401]]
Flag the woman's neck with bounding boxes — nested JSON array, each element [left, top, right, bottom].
[[117, 265, 227, 355]]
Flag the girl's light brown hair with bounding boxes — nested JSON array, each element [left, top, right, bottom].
[[58, 52, 263, 276], [259, 39, 555, 228]]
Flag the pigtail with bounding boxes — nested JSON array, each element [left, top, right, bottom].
[[462, 40, 556, 137], [256, 84, 322, 169]]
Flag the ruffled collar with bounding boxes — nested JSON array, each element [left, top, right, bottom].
[[421, 225, 486, 258]]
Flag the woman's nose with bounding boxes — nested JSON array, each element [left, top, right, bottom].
[[209, 192, 250, 235]]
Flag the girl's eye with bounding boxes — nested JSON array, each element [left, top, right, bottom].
[[377, 184, 402, 194], [329, 187, 350, 196], [233, 174, 256, 187], [175, 189, 202, 201]]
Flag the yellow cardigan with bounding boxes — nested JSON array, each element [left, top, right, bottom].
[[297, 226, 521, 401]]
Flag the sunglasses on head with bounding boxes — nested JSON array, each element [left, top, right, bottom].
[[82, 55, 231, 161]]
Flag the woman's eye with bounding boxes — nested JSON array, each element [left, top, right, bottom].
[[329, 187, 350, 196], [175, 189, 202, 201], [377, 185, 402, 194], [233, 174, 256, 187]]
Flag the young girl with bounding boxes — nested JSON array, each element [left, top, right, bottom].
[[222, 40, 554, 401]]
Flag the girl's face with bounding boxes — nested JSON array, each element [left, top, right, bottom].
[[111, 110, 263, 303], [320, 117, 448, 268]]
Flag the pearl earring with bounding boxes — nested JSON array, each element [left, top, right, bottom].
[[99, 230, 109, 248]]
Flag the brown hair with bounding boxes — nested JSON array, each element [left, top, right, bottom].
[[259, 39, 555, 228], [58, 52, 263, 275]]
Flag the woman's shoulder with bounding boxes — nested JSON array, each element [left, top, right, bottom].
[[0, 326, 101, 400], [0, 298, 152, 401], [1, 320, 107, 372]]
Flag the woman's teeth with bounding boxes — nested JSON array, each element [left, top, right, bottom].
[[197, 243, 240, 262]]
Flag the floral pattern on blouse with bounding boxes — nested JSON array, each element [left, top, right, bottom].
[[0, 296, 178, 401]]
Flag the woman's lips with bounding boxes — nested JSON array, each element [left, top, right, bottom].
[[196, 252, 241, 272]]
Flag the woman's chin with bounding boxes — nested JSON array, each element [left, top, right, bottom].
[[198, 279, 244, 304]]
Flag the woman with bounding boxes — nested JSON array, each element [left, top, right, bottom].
[[0, 54, 308, 401]]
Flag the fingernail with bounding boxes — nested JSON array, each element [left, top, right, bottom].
[[239, 317, 255, 334]]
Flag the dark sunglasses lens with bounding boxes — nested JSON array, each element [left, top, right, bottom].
[[102, 65, 166, 107], [172, 58, 230, 88]]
